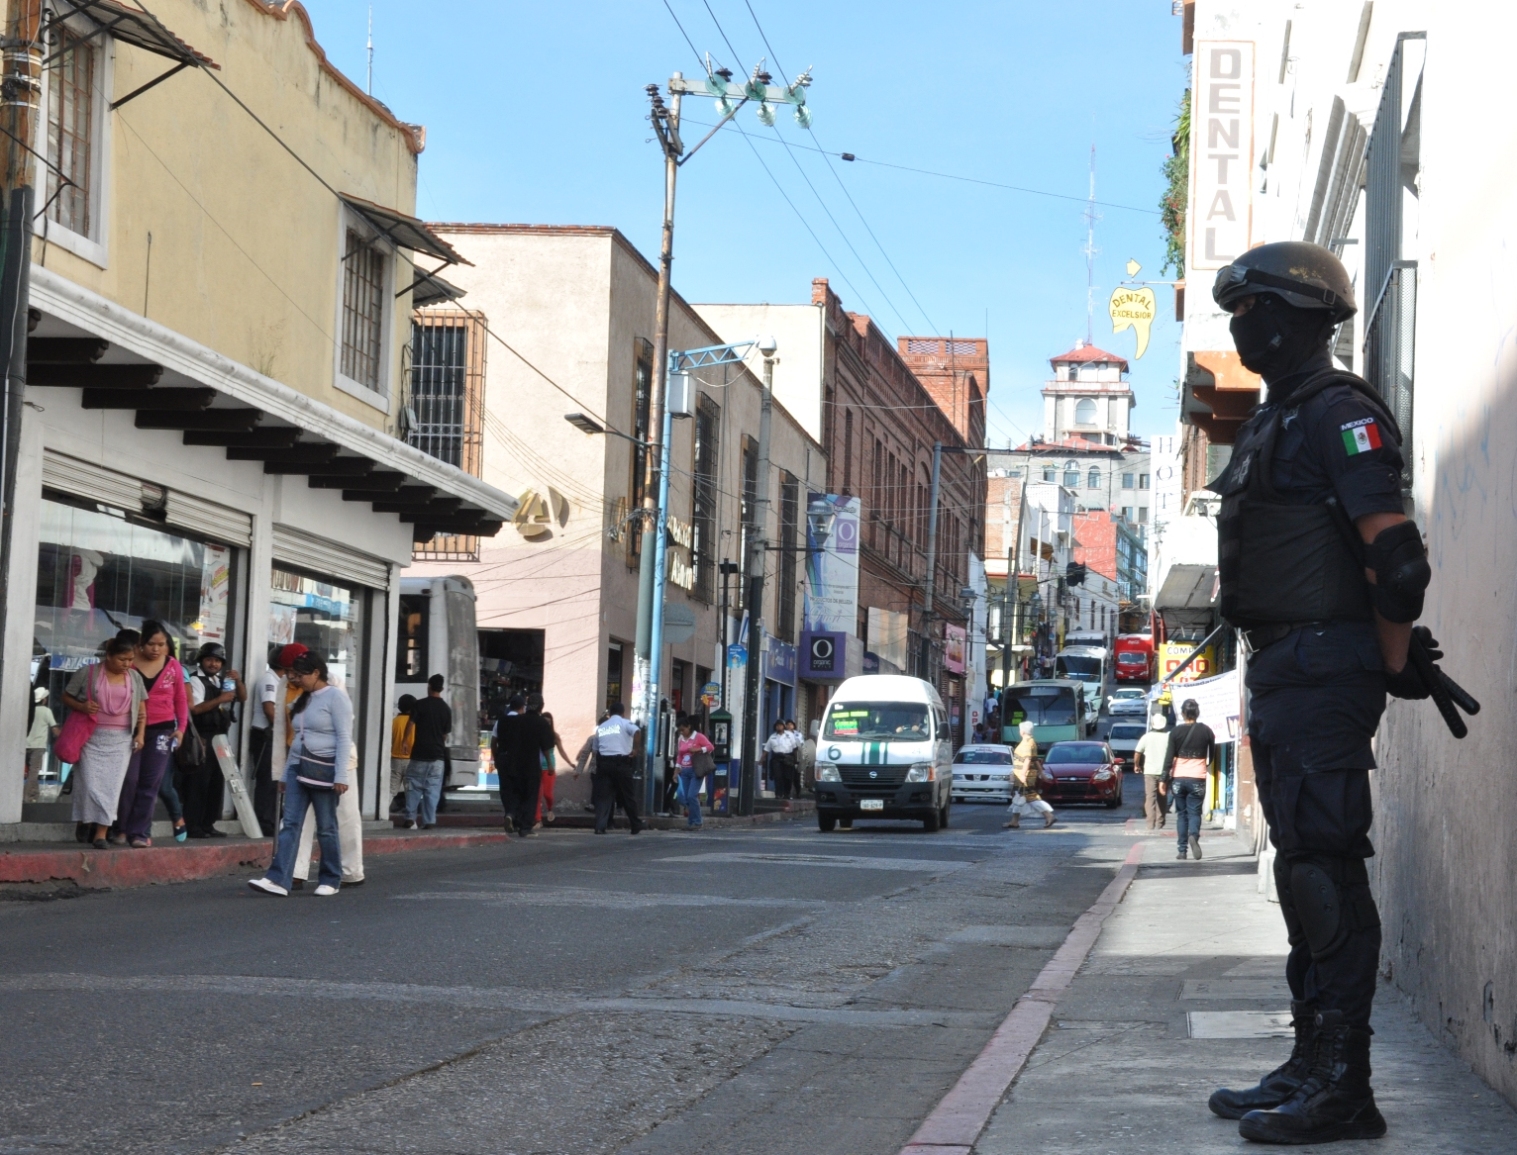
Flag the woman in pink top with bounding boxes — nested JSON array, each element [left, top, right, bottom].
[[114, 621, 189, 848], [675, 716, 716, 830], [61, 638, 146, 849]]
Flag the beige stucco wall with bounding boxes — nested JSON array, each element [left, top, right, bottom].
[[693, 302, 826, 443], [33, 0, 419, 432], [408, 227, 825, 764]]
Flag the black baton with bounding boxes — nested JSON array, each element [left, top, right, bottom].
[[1407, 631, 1477, 739]]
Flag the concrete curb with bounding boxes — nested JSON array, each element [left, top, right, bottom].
[[899, 840, 1147, 1155], [0, 830, 509, 891]]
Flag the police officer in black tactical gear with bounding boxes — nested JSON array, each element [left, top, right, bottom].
[[1201, 242, 1434, 1145]]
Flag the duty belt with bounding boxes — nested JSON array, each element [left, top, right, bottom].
[[1240, 621, 1323, 653]]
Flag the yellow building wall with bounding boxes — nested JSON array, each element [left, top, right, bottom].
[[32, 0, 420, 432]]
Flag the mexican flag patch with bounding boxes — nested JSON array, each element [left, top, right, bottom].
[[1340, 417, 1382, 455]]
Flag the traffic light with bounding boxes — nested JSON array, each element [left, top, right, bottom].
[[1066, 561, 1087, 586]]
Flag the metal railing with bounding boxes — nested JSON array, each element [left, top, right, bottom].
[[1362, 260, 1417, 490]]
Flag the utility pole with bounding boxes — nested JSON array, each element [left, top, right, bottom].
[[633, 60, 811, 810], [738, 340, 777, 816], [0, 0, 40, 759], [919, 440, 943, 682], [1000, 469, 1029, 708]]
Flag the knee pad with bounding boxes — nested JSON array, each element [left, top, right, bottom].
[[1274, 854, 1306, 949], [1284, 856, 1380, 962]]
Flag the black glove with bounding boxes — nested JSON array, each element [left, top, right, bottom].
[[1385, 627, 1442, 700]]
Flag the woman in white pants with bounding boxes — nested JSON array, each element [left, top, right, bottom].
[[1005, 720, 1055, 829], [293, 737, 365, 885]]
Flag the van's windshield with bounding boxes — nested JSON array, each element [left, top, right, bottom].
[[1002, 686, 1078, 726], [1055, 655, 1104, 681], [824, 702, 930, 741]]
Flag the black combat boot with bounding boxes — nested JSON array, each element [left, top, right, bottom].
[[1208, 1001, 1317, 1119], [1238, 1010, 1387, 1144]]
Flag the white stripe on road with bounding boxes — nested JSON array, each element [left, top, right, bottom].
[[653, 852, 971, 873], [0, 972, 992, 1029], [392, 887, 828, 910]]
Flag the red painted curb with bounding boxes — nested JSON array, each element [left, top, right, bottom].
[[900, 841, 1146, 1153], [0, 830, 509, 889]]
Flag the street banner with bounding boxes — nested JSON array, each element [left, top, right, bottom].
[[1175, 667, 1241, 741], [803, 493, 860, 634], [943, 623, 966, 673]]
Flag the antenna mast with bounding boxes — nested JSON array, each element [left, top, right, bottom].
[[1082, 144, 1100, 344], [366, 5, 374, 95]]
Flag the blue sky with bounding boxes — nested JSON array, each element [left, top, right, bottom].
[[305, 1, 1189, 445]]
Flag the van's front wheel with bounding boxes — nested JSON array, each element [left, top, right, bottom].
[[818, 813, 837, 833], [922, 808, 941, 833]]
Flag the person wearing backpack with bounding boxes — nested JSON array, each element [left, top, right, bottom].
[[184, 643, 245, 838], [1161, 698, 1215, 861]]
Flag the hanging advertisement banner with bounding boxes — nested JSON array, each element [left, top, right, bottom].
[[1175, 667, 1241, 741], [943, 623, 967, 674], [1189, 40, 1255, 270], [803, 493, 860, 632]]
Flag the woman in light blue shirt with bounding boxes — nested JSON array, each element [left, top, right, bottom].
[[249, 653, 352, 897]]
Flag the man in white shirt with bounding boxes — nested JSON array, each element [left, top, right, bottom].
[[593, 702, 643, 835], [763, 721, 800, 804]]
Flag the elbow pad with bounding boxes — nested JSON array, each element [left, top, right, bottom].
[[1364, 520, 1430, 623]]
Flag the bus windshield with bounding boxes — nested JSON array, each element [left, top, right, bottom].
[[1002, 686, 1078, 727], [824, 702, 930, 741], [1055, 655, 1104, 681]]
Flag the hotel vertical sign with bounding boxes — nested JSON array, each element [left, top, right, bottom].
[[1190, 41, 1254, 270]]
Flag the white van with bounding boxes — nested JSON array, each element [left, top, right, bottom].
[[813, 675, 954, 832]]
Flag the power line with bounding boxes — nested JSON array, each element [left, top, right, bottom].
[[661, 0, 703, 63], [679, 117, 1161, 216], [700, 0, 747, 71]]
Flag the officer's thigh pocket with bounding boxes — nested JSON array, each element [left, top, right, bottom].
[[1292, 628, 1378, 681]]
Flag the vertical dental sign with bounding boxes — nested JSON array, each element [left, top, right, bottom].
[[1190, 41, 1255, 270]]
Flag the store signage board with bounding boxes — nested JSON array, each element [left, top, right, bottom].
[[1189, 40, 1255, 270]]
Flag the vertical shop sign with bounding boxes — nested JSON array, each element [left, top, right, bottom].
[[803, 494, 860, 633], [1190, 40, 1255, 269]]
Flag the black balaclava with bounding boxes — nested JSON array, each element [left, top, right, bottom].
[[1229, 294, 1334, 385]]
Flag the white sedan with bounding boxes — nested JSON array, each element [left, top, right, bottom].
[[951, 744, 1017, 803], [1107, 687, 1149, 716]]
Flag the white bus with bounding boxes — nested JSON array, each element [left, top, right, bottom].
[[395, 575, 481, 788]]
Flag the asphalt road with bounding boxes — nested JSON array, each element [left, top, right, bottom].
[[1, 782, 1144, 1155]]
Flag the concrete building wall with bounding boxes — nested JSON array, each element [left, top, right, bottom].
[[410, 227, 823, 760], [38, 0, 424, 432], [692, 302, 824, 443]]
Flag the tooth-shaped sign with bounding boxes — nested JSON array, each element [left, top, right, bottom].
[[1109, 286, 1157, 359]]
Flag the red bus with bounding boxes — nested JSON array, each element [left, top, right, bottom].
[[1113, 633, 1154, 683]]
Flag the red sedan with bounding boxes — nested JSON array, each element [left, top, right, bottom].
[[1038, 740, 1124, 808]]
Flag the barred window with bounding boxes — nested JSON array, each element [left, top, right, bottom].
[[409, 311, 486, 562], [691, 394, 720, 603], [340, 230, 388, 390], [46, 28, 97, 238]]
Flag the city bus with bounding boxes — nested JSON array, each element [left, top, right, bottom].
[[1054, 645, 1109, 718], [395, 575, 482, 788], [1000, 679, 1090, 750]]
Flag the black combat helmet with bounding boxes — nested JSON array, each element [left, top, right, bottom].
[[1212, 241, 1356, 322]]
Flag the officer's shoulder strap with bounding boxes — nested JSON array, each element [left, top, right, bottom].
[[1279, 368, 1403, 445]]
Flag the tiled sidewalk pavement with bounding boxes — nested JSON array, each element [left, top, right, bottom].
[[974, 833, 1517, 1154]]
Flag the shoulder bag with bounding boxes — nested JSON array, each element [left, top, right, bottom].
[[54, 666, 101, 764]]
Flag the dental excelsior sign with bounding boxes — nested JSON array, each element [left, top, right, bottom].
[[1189, 40, 1254, 270]]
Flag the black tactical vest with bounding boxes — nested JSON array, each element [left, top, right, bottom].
[[1214, 370, 1398, 629]]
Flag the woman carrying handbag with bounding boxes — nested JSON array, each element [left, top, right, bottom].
[[674, 716, 715, 830], [248, 653, 352, 897], [60, 639, 147, 849]]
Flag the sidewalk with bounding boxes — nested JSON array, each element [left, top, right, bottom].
[[972, 832, 1517, 1153], [0, 827, 507, 893]]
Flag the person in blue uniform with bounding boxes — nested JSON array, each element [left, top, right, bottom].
[[1203, 242, 1434, 1145]]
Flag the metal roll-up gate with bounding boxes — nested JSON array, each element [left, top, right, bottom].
[[272, 524, 393, 590]]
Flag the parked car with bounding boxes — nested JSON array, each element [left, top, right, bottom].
[[1038, 740, 1123, 808], [951, 744, 1016, 803], [1106, 721, 1148, 772], [1107, 686, 1149, 716]]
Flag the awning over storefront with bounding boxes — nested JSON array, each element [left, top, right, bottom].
[[28, 267, 515, 540]]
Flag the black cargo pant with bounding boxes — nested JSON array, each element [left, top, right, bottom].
[[594, 755, 642, 833], [1247, 622, 1386, 1030]]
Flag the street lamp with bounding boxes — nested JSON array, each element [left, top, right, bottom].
[[564, 412, 605, 435]]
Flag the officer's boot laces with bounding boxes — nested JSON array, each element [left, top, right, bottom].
[[1207, 1000, 1316, 1120], [1237, 1010, 1387, 1144]]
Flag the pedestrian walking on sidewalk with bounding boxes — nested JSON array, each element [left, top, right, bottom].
[[183, 642, 244, 839], [536, 711, 572, 825], [251, 643, 305, 836], [24, 687, 58, 803], [1134, 713, 1171, 830], [293, 739, 365, 887], [674, 716, 715, 829], [592, 702, 643, 834], [62, 639, 146, 849], [115, 623, 189, 849], [403, 675, 452, 830], [1205, 242, 1422, 1141], [498, 694, 555, 837], [249, 653, 352, 897], [1004, 721, 1054, 829], [388, 695, 416, 815], [1161, 698, 1213, 860]]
